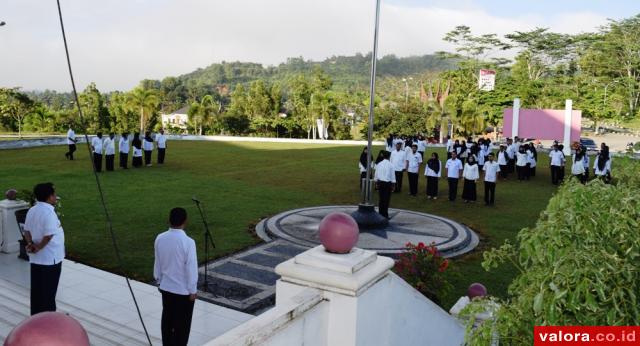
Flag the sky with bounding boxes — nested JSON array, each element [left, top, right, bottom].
[[1, 0, 639, 92]]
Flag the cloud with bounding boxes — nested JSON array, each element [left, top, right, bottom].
[[0, 0, 610, 91]]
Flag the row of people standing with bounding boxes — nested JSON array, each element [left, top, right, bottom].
[[66, 127, 167, 172], [569, 142, 612, 184]]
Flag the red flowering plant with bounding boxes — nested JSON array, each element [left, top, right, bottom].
[[393, 242, 453, 305]]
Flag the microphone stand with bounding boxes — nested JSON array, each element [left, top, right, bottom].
[[193, 198, 216, 294]]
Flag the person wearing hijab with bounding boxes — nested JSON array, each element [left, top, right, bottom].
[[424, 152, 441, 199], [358, 146, 373, 181], [405, 144, 423, 197], [483, 152, 500, 206], [593, 147, 612, 183], [446, 135, 454, 159], [571, 147, 587, 183], [528, 143, 537, 177], [132, 132, 143, 168], [458, 140, 468, 164], [516, 145, 529, 181], [143, 131, 154, 167], [462, 155, 479, 203], [386, 134, 394, 152]]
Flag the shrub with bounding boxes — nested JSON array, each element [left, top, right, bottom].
[[394, 242, 452, 304], [464, 158, 640, 345]]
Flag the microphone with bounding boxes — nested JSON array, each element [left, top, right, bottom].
[[192, 196, 200, 204]]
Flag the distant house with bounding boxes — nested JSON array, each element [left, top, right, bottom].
[[161, 106, 189, 132]]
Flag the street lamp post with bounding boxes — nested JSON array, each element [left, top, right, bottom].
[[351, 0, 388, 229]]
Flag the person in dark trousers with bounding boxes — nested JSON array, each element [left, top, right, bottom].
[[405, 144, 422, 197], [497, 145, 509, 180], [157, 129, 167, 164], [461, 155, 479, 203], [390, 142, 406, 193], [23, 183, 65, 315], [143, 131, 154, 167], [424, 152, 441, 199], [445, 151, 463, 201], [132, 132, 143, 168], [104, 133, 116, 171], [483, 153, 500, 206], [119, 132, 130, 169], [154, 208, 198, 346], [374, 151, 396, 218], [65, 126, 77, 160], [91, 132, 104, 172], [549, 144, 565, 185]]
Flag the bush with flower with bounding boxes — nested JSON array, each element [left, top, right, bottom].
[[393, 241, 452, 304]]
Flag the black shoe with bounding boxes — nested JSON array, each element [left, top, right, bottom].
[[65, 153, 69, 160]]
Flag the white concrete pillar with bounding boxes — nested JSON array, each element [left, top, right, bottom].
[[563, 100, 573, 156], [0, 199, 29, 253], [512, 98, 520, 139]]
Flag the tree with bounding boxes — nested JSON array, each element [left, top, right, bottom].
[[126, 87, 159, 132], [0, 88, 35, 138], [78, 82, 110, 132]]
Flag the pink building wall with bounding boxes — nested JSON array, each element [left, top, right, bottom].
[[503, 108, 581, 142]]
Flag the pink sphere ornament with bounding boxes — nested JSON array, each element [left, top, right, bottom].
[[467, 283, 488, 299], [5, 189, 17, 200], [318, 212, 359, 254], [4, 312, 90, 346]]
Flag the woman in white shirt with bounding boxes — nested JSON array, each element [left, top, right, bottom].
[[571, 148, 587, 184], [461, 155, 479, 203], [424, 152, 441, 199], [132, 132, 143, 168], [516, 146, 529, 181], [143, 131, 154, 167], [593, 148, 612, 183], [527, 144, 537, 177], [358, 146, 373, 183]]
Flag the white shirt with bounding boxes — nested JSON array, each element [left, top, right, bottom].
[[445, 158, 463, 179], [119, 137, 130, 153], [424, 160, 442, 177], [157, 134, 167, 149], [406, 151, 423, 173], [549, 150, 565, 166], [497, 151, 508, 165], [133, 147, 143, 157], [417, 140, 427, 152], [463, 163, 479, 180], [154, 228, 198, 295], [91, 137, 103, 154], [506, 144, 517, 159], [143, 138, 154, 151], [67, 129, 75, 145], [24, 202, 65, 265], [483, 161, 500, 183], [516, 152, 528, 167], [390, 149, 407, 171], [571, 155, 585, 175], [446, 139, 454, 152], [527, 150, 536, 167], [593, 157, 611, 176], [104, 137, 115, 155], [374, 159, 396, 183]]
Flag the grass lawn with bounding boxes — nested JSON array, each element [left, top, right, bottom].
[[0, 141, 560, 307]]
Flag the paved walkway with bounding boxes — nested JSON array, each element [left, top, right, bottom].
[[0, 252, 252, 345]]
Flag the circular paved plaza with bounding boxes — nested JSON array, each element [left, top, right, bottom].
[[257, 205, 479, 257]]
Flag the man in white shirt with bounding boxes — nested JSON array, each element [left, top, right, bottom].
[[104, 133, 116, 171], [445, 151, 463, 201], [390, 142, 406, 193], [119, 132, 130, 169], [374, 151, 396, 218], [91, 132, 104, 172], [446, 135, 454, 159], [483, 153, 500, 206], [405, 144, 423, 197], [506, 138, 517, 174], [549, 145, 565, 185], [143, 131, 154, 167], [65, 126, 78, 160], [154, 208, 198, 346], [417, 135, 427, 159], [157, 128, 167, 164], [24, 183, 65, 315]]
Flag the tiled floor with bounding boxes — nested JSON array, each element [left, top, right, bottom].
[[0, 252, 252, 345]]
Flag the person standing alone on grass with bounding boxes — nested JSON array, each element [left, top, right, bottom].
[[24, 183, 65, 315], [154, 208, 198, 346], [374, 150, 395, 218], [143, 131, 154, 167], [390, 142, 406, 193], [445, 151, 463, 202], [157, 129, 167, 164], [91, 132, 104, 172], [65, 126, 77, 160], [483, 153, 500, 206], [406, 143, 422, 197]]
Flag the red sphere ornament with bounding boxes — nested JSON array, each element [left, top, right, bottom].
[[4, 312, 90, 346], [318, 212, 359, 254], [467, 283, 488, 299]]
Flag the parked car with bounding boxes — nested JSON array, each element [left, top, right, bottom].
[[580, 138, 598, 152]]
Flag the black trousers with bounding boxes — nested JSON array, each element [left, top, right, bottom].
[[31, 262, 61, 315], [484, 181, 496, 205], [407, 172, 419, 196], [66, 144, 76, 160], [158, 148, 166, 164], [516, 165, 525, 180], [144, 150, 152, 165], [426, 176, 439, 197], [551, 165, 561, 185], [377, 181, 393, 218], [93, 153, 102, 172], [447, 178, 459, 201], [105, 154, 114, 171], [394, 171, 403, 192], [119, 153, 128, 168], [499, 165, 508, 179], [462, 179, 476, 201], [160, 290, 195, 346], [132, 156, 142, 167], [508, 158, 515, 173]]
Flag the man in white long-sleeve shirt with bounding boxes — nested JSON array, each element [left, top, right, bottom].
[[154, 208, 198, 346], [390, 142, 406, 193], [374, 151, 396, 218]]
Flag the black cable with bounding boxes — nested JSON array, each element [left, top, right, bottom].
[[55, 1, 152, 344]]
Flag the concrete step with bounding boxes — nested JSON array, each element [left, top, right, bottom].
[[0, 278, 161, 345]]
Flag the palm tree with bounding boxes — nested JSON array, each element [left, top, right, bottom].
[[126, 87, 159, 132]]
